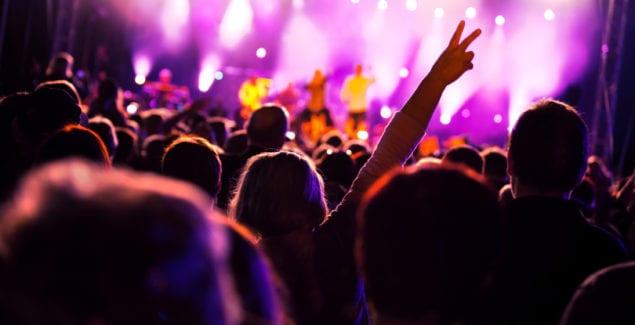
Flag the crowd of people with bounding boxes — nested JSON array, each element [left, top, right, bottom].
[[0, 20, 634, 325]]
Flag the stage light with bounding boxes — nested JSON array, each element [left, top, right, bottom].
[[161, 0, 190, 44], [399, 67, 409, 78], [465, 7, 477, 19], [377, 0, 388, 11], [219, 0, 254, 49], [440, 114, 452, 125], [126, 102, 139, 114], [133, 54, 152, 84], [351, 0, 360, 3], [199, 54, 220, 92], [214, 71, 224, 80], [406, 0, 417, 11], [256, 47, 267, 58], [544, 9, 555, 21], [292, 0, 304, 10], [434, 8, 444, 18], [134, 75, 146, 85], [380, 105, 392, 119], [493, 114, 503, 124], [357, 130, 369, 141], [461, 109, 471, 118], [601, 44, 609, 54], [495, 15, 505, 26], [286, 131, 296, 140]]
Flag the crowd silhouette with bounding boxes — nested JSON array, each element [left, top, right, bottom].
[[0, 20, 633, 325]]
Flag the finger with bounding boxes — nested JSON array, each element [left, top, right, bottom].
[[465, 51, 475, 62], [459, 28, 482, 51], [449, 20, 466, 47], [465, 62, 474, 70]]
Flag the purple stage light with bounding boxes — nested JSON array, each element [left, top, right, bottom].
[[465, 7, 477, 19], [495, 15, 505, 26], [493, 114, 503, 124], [256, 47, 267, 59], [434, 7, 444, 18], [544, 9, 555, 21], [440, 114, 452, 125], [406, 0, 417, 12], [377, 0, 388, 11], [220, 0, 253, 49], [399, 68, 409, 78]]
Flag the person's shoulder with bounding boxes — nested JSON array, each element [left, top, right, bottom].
[[585, 222, 627, 254]]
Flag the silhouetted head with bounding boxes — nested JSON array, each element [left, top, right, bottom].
[[35, 125, 110, 167], [355, 64, 363, 76], [96, 79, 119, 100], [162, 136, 222, 199], [35, 80, 81, 105], [317, 150, 356, 189], [0, 160, 241, 324], [481, 147, 508, 190], [88, 116, 118, 160], [45, 52, 74, 80], [159, 69, 173, 84], [442, 145, 483, 174], [508, 99, 588, 195], [113, 127, 138, 166], [224, 130, 248, 155], [230, 151, 327, 238], [246, 105, 288, 150], [359, 165, 502, 324]]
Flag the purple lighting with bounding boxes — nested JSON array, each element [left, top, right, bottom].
[[256, 47, 267, 59]]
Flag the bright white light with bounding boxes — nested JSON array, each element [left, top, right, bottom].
[[406, 0, 417, 11], [461, 109, 471, 118], [126, 102, 139, 114], [214, 71, 224, 80], [161, 0, 190, 44], [134, 75, 146, 85], [351, 0, 360, 3], [494, 114, 503, 124], [440, 114, 452, 125], [256, 47, 267, 58], [434, 7, 444, 18], [219, 0, 254, 49], [544, 9, 555, 21], [465, 7, 477, 19], [198, 54, 220, 92], [292, 0, 304, 10], [377, 0, 388, 11], [399, 67, 409, 78], [326, 148, 333, 155], [495, 15, 505, 26], [380, 105, 392, 119], [133, 54, 152, 81], [357, 130, 369, 141], [286, 131, 296, 140]]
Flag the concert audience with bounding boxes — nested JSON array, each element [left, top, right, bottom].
[[0, 17, 633, 325]]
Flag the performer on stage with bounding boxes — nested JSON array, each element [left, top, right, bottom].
[[341, 64, 375, 140], [238, 75, 271, 120], [295, 69, 334, 148], [142, 68, 190, 110], [276, 82, 300, 116]]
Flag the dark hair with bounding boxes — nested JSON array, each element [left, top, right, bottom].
[[442, 145, 483, 174], [16, 87, 81, 141], [481, 147, 508, 191], [35, 80, 81, 105], [359, 165, 502, 323], [88, 116, 118, 159], [162, 136, 222, 198], [246, 105, 289, 150], [508, 99, 588, 192], [113, 127, 138, 166], [224, 130, 248, 155], [230, 151, 327, 237], [36, 125, 110, 166], [0, 160, 237, 324]]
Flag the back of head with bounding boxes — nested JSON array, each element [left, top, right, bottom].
[[317, 151, 356, 189], [36, 125, 110, 166], [96, 79, 118, 100], [35, 80, 81, 105], [231, 151, 327, 237], [442, 145, 483, 174], [359, 165, 502, 323], [88, 116, 118, 159], [114, 127, 138, 166], [46, 52, 74, 79], [481, 147, 508, 190], [0, 160, 236, 324], [246, 105, 288, 150], [508, 99, 588, 192], [162, 136, 222, 198], [16, 87, 81, 143]]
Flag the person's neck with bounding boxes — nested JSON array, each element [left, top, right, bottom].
[[512, 182, 571, 200]]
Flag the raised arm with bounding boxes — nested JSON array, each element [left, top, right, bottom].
[[328, 21, 481, 220]]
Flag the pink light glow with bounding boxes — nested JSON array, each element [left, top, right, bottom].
[[133, 54, 152, 80], [219, 0, 254, 49], [198, 54, 220, 92], [160, 0, 190, 44]]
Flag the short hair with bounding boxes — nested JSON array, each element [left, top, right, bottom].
[[36, 125, 110, 166], [88, 116, 118, 159], [359, 165, 502, 323], [230, 151, 327, 237], [0, 160, 239, 324], [442, 145, 483, 174], [162, 136, 222, 198], [246, 105, 289, 150], [16, 87, 81, 141], [35, 80, 81, 105], [508, 99, 588, 192], [113, 127, 138, 166]]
